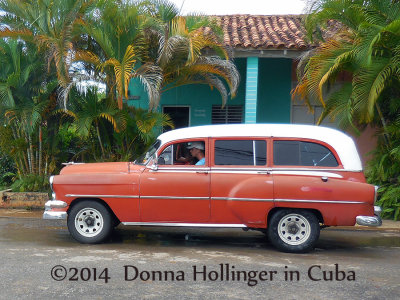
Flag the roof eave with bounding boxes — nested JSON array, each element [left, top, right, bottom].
[[233, 48, 309, 59]]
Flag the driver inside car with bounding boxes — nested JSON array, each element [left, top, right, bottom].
[[187, 142, 205, 165]]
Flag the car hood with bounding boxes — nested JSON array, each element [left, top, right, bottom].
[[59, 162, 143, 175]]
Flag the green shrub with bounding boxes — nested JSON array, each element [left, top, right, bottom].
[[11, 174, 50, 193], [0, 150, 17, 187], [366, 123, 400, 220]]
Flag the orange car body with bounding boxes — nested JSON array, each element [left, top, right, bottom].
[[44, 124, 381, 250]]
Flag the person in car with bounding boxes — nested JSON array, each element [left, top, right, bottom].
[[187, 142, 205, 165]]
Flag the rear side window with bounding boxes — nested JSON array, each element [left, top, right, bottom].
[[215, 140, 266, 165], [273, 140, 338, 167]]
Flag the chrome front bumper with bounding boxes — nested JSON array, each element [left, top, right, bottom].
[[43, 200, 68, 220], [356, 206, 382, 227]]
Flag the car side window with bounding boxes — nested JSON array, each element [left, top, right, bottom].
[[273, 140, 339, 167], [158, 145, 173, 165], [214, 140, 266, 166], [158, 141, 206, 166]]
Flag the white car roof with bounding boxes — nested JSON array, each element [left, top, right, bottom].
[[158, 124, 362, 171]]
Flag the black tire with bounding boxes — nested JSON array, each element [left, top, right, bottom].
[[67, 201, 113, 244], [267, 209, 320, 253]]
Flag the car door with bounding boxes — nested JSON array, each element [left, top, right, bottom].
[[271, 139, 360, 219], [139, 139, 210, 223], [210, 138, 274, 227]]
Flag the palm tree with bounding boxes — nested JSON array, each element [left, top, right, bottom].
[[75, 0, 239, 110], [55, 87, 127, 159], [113, 107, 174, 161], [0, 0, 92, 88], [143, 0, 240, 109], [293, 0, 400, 131], [74, 0, 163, 109], [55, 87, 174, 161], [0, 38, 58, 176]]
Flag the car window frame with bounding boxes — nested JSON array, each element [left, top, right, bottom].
[[156, 138, 209, 168], [210, 137, 268, 168], [271, 137, 343, 169]]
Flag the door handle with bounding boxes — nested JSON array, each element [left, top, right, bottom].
[[196, 171, 209, 174], [321, 176, 328, 182]]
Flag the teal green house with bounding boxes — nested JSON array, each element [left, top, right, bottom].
[[128, 15, 320, 128]]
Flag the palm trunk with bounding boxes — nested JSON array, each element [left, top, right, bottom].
[[27, 129, 35, 174], [9, 123, 28, 175], [38, 125, 42, 175], [95, 121, 106, 159], [375, 103, 391, 147]]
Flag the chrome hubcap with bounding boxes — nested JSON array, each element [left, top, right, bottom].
[[75, 208, 103, 237], [277, 214, 311, 245]]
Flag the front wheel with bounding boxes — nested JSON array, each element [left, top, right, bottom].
[[267, 209, 320, 253], [67, 201, 113, 244]]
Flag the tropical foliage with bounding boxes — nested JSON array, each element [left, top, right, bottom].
[[0, 39, 57, 176], [0, 0, 238, 192], [143, 1, 239, 108], [293, 0, 400, 219], [367, 119, 400, 220]]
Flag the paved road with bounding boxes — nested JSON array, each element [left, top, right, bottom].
[[0, 213, 399, 299]]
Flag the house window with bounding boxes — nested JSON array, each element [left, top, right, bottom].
[[273, 140, 338, 167], [212, 105, 243, 124], [291, 105, 337, 128], [214, 140, 266, 166], [162, 106, 190, 132]]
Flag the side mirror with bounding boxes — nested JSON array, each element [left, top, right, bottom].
[[147, 163, 158, 171]]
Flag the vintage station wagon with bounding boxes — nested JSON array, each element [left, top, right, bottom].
[[43, 124, 382, 252]]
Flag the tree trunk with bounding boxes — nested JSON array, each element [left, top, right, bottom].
[[38, 125, 42, 175], [96, 121, 106, 159], [375, 102, 391, 147]]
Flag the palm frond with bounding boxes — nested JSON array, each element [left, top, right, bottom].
[[133, 62, 163, 110]]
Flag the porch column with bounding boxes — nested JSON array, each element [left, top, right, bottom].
[[244, 57, 259, 124]]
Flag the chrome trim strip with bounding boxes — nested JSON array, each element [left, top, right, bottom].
[[122, 222, 246, 228], [211, 168, 271, 172], [43, 211, 67, 220], [210, 170, 343, 178], [253, 140, 256, 166], [212, 197, 364, 204], [65, 194, 139, 199], [149, 166, 359, 173], [156, 169, 210, 173], [212, 197, 274, 202], [275, 199, 365, 204], [271, 167, 360, 172], [211, 170, 271, 174], [210, 167, 356, 172], [271, 171, 343, 178], [374, 185, 379, 204], [157, 167, 210, 171], [64, 194, 365, 204], [141, 196, 209, 200]]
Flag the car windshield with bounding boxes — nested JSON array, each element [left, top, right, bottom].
[[134, 140, 161, 165]]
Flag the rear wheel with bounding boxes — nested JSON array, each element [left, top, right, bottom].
[[67, 201, 113, 244], [267, 209, 320, 253]]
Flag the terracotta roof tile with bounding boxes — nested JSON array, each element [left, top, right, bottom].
[[215, 15, 310, 50]]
